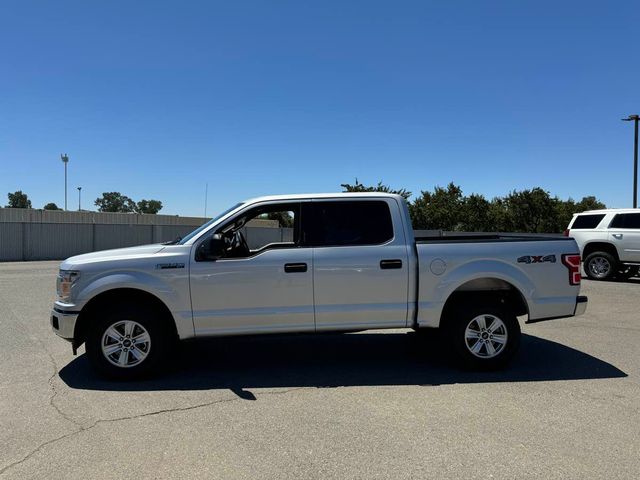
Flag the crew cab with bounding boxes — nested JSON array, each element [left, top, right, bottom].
[[566, 208, 640, 280], [51, 193, 587, 378]]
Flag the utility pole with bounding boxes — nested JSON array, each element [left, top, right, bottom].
[[60, 154, 69, 210], [77, 186, 82, 211], [622, 115, 639, 208]]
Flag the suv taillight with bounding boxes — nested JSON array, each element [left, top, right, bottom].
[[561, 254, 581, 285], [563, 229, 570, 237]]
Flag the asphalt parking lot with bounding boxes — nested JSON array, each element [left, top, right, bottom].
[[0, 261, 638, 479]]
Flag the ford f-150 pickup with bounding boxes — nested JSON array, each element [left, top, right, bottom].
[[51, 193, 588, 378]]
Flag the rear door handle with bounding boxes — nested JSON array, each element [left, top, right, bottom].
[[284, 262, 307, 273], [380, 259, 403, 270], [613, 234, 623, 239]]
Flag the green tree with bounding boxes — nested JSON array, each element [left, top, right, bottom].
[[501, 188, 557, 233], [341, 179, 412, 200], [94, 192, 136, 213], [460, 193, 494, 231], [340, 179, 606, 233], [575, 196, 606, 212], [409, 183, 464, 230], [135, 199, 163, 214], [43, 202, 62, 210], [6, 191, 32, 208]]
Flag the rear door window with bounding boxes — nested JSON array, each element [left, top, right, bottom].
[[610, 213, 640, 229], [571, 214, 605, 229], [304, 200, 394, 247]]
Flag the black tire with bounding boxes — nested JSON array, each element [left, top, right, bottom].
[[85, 304, 174, 379], [445, 304, 521, 370], [615, 265, 639, 280], [584, 251, 616, 281]]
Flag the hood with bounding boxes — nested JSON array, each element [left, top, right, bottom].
[[61, 244, 166, 268]]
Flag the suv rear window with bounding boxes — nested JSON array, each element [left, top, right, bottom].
[[305, 200, 394, 247], [610, 213, 640, 229], [571, 214, 605, 229]]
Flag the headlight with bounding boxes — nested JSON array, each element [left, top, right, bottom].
[[57, 270, 80, 302]]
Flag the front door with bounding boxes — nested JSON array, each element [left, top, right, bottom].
[[190, 202, 315, 335]]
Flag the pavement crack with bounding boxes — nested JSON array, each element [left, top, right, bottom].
[[0, 386, 308, 477], [37, 338, 84, 428]]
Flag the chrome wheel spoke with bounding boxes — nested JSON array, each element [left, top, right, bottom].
[[488, 318, 502, 333], [105, 327, 121, 342], [485, 341, 496, 356], [470, 340, 483, 354], [117, 349, 129, 366], [130, 348, 145, 362], [465, 330, 480, 339], [104, 344, 121, 355], [492, 334, 506, 345], [475, 316, 487, 330], [133, 332, 150, 344], [124, 321, 135, 337]]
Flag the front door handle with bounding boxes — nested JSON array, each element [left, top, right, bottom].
[[380, 259, 403, 270], [284, 262, 307, 273], [613, 234, 623, 239]]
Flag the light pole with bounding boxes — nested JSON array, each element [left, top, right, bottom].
[[622, 115, 639, 208], [61, 154, 69, 210], [77, 186, 82, 211]]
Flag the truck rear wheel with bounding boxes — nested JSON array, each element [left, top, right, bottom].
[[85, 305, 173, 379], [446, 305, 521, 370]]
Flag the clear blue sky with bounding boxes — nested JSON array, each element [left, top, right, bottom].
[[1, 0, 639, 217]]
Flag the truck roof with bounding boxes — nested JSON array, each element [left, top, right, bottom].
[[243, 192, 406, 204]]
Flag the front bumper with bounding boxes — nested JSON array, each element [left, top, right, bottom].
[[51, 306, 79, 340]]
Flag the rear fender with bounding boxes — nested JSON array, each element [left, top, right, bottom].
[[419, 260, 535, 328]]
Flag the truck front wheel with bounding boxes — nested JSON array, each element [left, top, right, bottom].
[[446, 305, 521, 370], [85, 305, 173, 379]]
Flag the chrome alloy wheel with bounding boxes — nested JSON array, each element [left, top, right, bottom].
[[101, 320, 151, 368], [588, 256, 611, 279], [464, 314, 508, 359]]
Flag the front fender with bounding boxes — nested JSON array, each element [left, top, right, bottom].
[[75, 270, 194, 339]]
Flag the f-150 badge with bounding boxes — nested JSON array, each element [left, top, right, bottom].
[[517, 255, 556, 264]]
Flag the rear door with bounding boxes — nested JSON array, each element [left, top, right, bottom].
[[306, 198, 410, 331], [608, 213, 640, 262]]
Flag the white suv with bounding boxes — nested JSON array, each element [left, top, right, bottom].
[[566, 209, 640, 280]]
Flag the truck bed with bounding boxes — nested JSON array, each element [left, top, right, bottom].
[[414, 230, 572, 243], [413, 233, 581, 328]]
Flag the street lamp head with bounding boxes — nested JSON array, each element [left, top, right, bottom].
[[622, 115, 640, 121], [61, 153, 69, 163], [77, 186, 82, 191]]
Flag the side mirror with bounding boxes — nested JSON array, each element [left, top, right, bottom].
[[197, 234, 225, 261]]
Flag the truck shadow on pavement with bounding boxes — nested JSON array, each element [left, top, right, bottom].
[[59, 332, 627, 397]]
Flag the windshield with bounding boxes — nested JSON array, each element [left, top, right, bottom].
[[178, 203, 244, 244]]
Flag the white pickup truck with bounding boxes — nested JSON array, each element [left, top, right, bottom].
[[52, 193, 587, 378]]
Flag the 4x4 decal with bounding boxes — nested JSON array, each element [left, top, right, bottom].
[[517, 255, 556, 264]]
